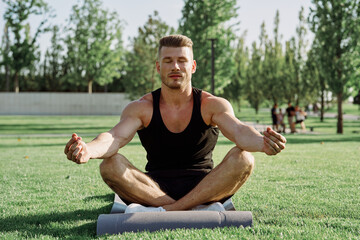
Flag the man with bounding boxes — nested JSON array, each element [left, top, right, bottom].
[[277, 108, 286, 133], [64, 35, 286, 212], [286, 102, 296, 133], [295, 105, 307, 132], [271, 103, 278, 132]]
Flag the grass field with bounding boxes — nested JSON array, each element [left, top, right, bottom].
[[0, 105, 359, 239]]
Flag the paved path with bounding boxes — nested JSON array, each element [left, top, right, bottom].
[[308, 112, 360, 120], [1, 112, 358, 137]]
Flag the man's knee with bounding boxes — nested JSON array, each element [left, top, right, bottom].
[[99, 154, 128, 182], [226, 147, 254, 175]]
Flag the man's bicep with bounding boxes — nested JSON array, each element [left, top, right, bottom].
[[109, 102, 145, 144], [212, 111, 242, 143], [109, 116, 142, 144], [209, 98, 242, 143]]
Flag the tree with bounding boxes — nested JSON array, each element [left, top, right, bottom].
[[2, 0, 52, 92], [123, 11, 174, 99], [42, 25, 63, 91], [0, 21, 11, 91], [294, 7, 309, 105], [281, 38, 297, 103], [305, 39, 327, 121], [223, 33, 248, 111], [246, 41, 265, 114], [262, 11, 284, 104], [179, 0, 238, 94], [63, 0, 124, 93], [309, 0, 360, 133]]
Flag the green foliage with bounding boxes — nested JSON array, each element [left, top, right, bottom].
[[309, 0, 360, 133], [179, 0, 238, 94], [262, 11, 284, 104], [42, 25, 64, 91], [309, 0, 360, 95], [245, 41, 265, 114], [123, 11, 174, 99], [223, 34, 248, 108], [63, 0, 124, 93], [2, 0, 52, 92], [293, 7, 309, 105], [281, 38, 297, 102], [302, 42, 321, 104]]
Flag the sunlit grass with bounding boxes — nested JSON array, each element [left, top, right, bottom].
[[0, 111, 359, 239]]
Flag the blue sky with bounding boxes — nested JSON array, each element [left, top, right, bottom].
[[0, 0, 312, 54]]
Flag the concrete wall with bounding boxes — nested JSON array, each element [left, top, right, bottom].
[[0, 92, 131, 115]]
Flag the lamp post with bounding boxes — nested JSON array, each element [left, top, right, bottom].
[[208, 38, 216, 95]]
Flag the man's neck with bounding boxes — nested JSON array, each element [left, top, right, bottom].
[[160, 84, 193, 107]]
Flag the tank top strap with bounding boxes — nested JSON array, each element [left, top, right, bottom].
[[151, 88, 162, 123], [192, 87, 204, 124]]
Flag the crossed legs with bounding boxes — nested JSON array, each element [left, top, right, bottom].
[[100, 146, 254, 211]]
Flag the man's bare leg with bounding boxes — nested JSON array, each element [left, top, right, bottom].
[[163, 147, 254, 211], [100, 153, 176, 207]]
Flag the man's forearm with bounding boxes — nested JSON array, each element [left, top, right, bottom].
[[235, 125, 264, 152], [87, 132, 121, 159]]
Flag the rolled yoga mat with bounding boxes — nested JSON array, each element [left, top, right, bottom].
[[96, 194, 252, 236]]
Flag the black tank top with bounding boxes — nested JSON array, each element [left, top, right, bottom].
[[137, 88, 219, 172]]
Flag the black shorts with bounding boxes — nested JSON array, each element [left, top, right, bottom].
[[146, 169, 211, 201], [121, 169, 233, 206]]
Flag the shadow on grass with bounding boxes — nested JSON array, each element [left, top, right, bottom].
[[0, 123, 111, 133], [0, 193, 114, 239], [217, 135, 360, 145], [284, 135, 360, 144], [0, 141, 142, 149], [0, 143, 65, 148]]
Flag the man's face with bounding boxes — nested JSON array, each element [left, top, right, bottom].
[[156, 46, 196, 90]]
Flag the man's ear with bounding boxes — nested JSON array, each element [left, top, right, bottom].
[[156, 61, 160, 73], [192, 60, 197, 73]]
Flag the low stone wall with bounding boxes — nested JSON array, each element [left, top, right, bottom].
[[0, 92, 131, 115]]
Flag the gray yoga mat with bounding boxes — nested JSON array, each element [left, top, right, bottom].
[[96, 194, 252, 235]]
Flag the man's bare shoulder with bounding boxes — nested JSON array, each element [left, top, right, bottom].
[[200, 90, 234, 125], [201, 90, 233, 113], [121, 93, 153, 125]]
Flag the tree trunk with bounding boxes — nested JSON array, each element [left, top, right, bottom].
[[5, 23, 10, 92], [88, 79, 93, 94], [237, 99, 241, 112], [337, 92, 343, 134], [14, 71, 19, 93], [320, 89, 325, 122], [5, 64, 10, 92]]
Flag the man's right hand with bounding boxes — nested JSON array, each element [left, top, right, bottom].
[[64, 133, 91, 164]]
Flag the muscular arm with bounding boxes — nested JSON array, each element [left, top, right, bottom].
[[65, 97, 151, 163], [204, 95, 286, 155], [87, 113, 142, 159]]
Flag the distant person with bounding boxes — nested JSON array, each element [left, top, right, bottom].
[[64, 35, 287, 213], [313, 102, 319, 113], [286, 102, 296, 133], [271, 103, 278, 132], [277, 109, 286, 133], [295, 105, 307, 131]]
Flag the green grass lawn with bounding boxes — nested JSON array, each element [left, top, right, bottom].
[[0, 111, 359, 239]]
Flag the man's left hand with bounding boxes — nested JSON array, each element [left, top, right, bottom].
[[262, 127, 286, 155]]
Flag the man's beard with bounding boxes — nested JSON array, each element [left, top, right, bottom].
[[162, 77, 185, 89]]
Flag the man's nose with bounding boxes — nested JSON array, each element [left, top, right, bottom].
[[171, 61, 180, 71]]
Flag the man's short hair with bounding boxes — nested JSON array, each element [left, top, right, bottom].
[[158, 35, 193, 58]]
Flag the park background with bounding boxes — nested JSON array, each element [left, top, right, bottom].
[[0, 0, 359, 239]]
